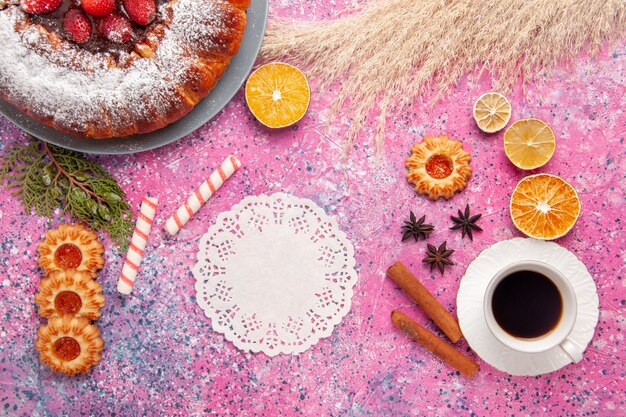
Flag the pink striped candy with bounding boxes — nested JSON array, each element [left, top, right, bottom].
[[117, 196, 158, 295], [165, 155, 241, 236]]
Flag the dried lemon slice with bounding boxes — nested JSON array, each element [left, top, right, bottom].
[[510, 173, 580, 240], [473, 92, 512, 133], [504, 118, 556, 170], [245, 62, 310, 128]]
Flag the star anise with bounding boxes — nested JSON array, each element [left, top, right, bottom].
[[422, 241, 455, 274], [450, 204, 483, 241], [401, 211, 434, 241]]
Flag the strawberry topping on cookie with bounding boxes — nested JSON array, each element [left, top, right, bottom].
[[101, 13, 133, 43], [122, 0, 155, 25], [81, 0, 115, 18], [63, 9, 92, 43], [21, 0, 62, 14]]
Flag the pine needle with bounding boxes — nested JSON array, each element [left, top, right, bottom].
[[0, 137, 133, 250], [260, 0, 626, 153]]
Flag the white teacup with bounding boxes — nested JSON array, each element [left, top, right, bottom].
[[483, 260, 582, 363]]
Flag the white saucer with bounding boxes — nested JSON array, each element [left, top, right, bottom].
[[457, 238, 599, 376]]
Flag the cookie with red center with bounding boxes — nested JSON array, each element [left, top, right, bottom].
[[21, 0, 62, 14], [122, 0, 156, 26], [63, 9, 92, 44], [101, 13, 133, 43], [81, 0, 115, 18], [405, 135, 472, 200]]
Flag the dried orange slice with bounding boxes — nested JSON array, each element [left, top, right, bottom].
[[473, 92, 512, 133], [245, 62, 310, 128], [503, 118, 556, 170], [510, 174, 581, 240]]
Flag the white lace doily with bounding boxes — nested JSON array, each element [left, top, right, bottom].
[[192, 193, 358, 356]]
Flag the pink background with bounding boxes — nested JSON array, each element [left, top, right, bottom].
[[1, 0, 625, 415]]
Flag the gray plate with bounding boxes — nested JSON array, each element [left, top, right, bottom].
[[0, 0, 268, 155]]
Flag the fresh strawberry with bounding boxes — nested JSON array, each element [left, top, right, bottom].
[[21, 0, 62, 14], [101, 13, 133, 43], [122, 0, 155, 26], [81, 0, 115, 18], [63, 9, 92, 44]]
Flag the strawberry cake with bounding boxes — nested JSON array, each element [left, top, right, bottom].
[[0, 0, 248, 138]]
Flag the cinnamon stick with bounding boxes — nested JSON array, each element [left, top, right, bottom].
[[387, 261, 462, 343], [391, 310, 479, 378]]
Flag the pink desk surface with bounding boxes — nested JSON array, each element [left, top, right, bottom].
[[1, 1, 625, 415]]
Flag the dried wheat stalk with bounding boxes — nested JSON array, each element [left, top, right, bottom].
[[260, 0, 626, 153]]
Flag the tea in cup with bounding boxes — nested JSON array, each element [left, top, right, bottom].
[[483, 260, 582, 363]]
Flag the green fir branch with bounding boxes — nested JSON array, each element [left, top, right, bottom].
[[0, 136, 133, 250]]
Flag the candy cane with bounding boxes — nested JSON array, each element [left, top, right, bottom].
[[164, 155, 241, 236], [117, 196, 158, 295]]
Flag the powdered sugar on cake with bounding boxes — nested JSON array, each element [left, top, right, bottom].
[[0, 0, 245, 137]]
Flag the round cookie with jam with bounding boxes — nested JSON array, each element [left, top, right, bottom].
[[35, 269, 105, 320], [35, 315, 104, 375], [37, 224, 105, 278], [406, 135, 472, 200]]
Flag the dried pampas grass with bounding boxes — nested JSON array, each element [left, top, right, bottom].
[[260, 0, 626, 153]]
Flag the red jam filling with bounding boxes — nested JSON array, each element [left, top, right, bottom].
[[54, 243, 83, 269], [425, 154, 454, 179], [52, 337, 81, 361], [54, 291, 82, 315]]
